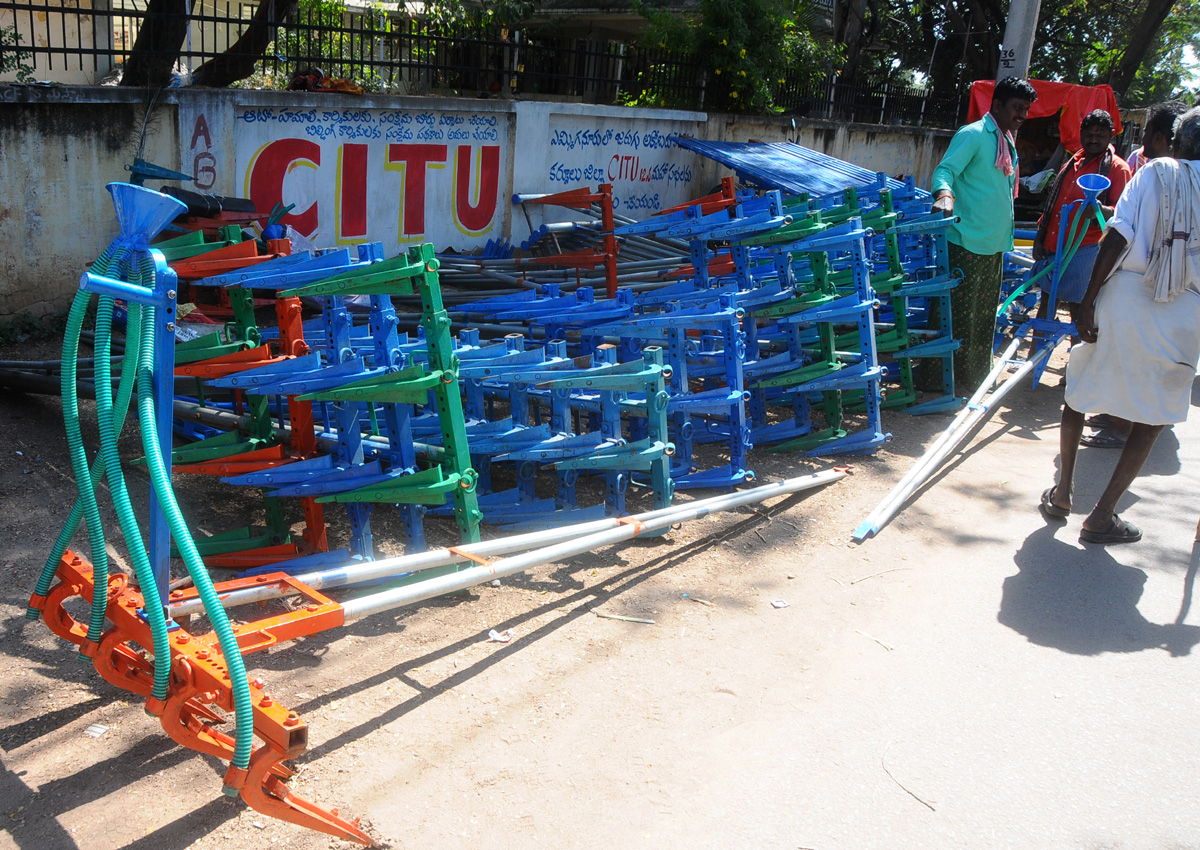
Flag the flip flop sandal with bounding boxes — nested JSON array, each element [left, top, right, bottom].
[[1079, 514, 1142, 545], [1080, 429, 1126, 449], [1085, 414, 1117, 429], [1039, 486, 1070, 520]]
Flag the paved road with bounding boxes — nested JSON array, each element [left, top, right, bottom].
[[360, 371, 1200, 850]]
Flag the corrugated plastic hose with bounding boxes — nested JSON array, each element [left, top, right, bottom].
[[59, 288, 111, 649], [29, 246, 138, 617], [996, 205, 1104, 318], [134, 281, 255, 771], [93, 296, 172, 700]]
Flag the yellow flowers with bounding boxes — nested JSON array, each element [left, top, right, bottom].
[[715, 68, 722, 74], [731, 90, 739, 98], [721, 38, 728, 45], [739, 70, 746, 76], [739, 48, 746, 58]]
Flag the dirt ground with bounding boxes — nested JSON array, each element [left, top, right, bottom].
[[3, 333, 1196, 850]]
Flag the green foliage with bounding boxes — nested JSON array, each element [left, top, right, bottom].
[[1030, 0, 1200, 104], [0, 309, 71, 347], [422, 0, 538, 28], [272, 0, 394, 92], [616, 67, 677, 110], [248, 0, 538, 92], [229, 68, 285, 90], [1118, 0, 1200, 106], [634, 0, 840, 113], [1, 24, 36, 83], [865, 0, 1198, 108], [1031, 0, 1129, 83]]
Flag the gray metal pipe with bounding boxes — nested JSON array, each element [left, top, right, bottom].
[[171, 399, 446, 461]]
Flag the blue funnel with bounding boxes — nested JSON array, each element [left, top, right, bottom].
[[1076, 172, 1111, 206], [106, 182, 188, 248]]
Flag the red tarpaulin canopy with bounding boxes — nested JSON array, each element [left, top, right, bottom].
[[968, 80, 1122, 153]]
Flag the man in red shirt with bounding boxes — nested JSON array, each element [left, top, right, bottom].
[[1032, 110, 1132, 327]]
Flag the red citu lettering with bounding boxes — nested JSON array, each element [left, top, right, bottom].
[[247, 139, 321, 236], [454, 144, 500, 233], [339, 144, 369, 241], [387, 143, 448, 236]]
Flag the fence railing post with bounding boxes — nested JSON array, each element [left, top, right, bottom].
[[92, 0, 115, 81]]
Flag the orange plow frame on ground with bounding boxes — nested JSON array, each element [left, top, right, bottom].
[[30, 551, 374, 846]]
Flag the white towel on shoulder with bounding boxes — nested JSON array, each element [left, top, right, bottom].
[[1145, 157, 1200, 302]]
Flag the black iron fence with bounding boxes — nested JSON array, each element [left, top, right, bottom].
[[777, 74, 964, 129], [258, 10, 703, 105], [0, 0, 260, 81], [0, 0, 961, 127]]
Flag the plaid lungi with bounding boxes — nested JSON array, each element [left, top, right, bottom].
[[944, 243, 1003, 392]]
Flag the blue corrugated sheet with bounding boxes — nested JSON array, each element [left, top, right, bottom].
[[672, 137, 922, 199]]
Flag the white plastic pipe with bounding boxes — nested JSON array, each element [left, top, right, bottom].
[[853, 336, 1042, 541], [339, 469, 846, 622], [174, 469, 845, 617], [855, 336, 1021, 533]]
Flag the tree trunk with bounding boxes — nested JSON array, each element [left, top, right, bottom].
[[834, 0, 876, 82], [191, 0, 297, 88], [120, 0, 194, 87], [924, 6, 960, 108], [955, 0, 1003, 80], [1107, 0, 1177, 96], [832, 0, 879, 121]]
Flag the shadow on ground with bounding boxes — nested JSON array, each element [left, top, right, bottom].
[[999, 526, 1200, 657]]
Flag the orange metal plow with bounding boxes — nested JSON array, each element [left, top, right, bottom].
[[31, 550, 373, 846]]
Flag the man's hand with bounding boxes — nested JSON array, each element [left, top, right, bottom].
[[1032, 240, 1048, 262], [1076, 301, 1098, 344], [932, 193, 954, 217]]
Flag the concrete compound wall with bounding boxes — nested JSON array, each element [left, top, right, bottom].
[[0, 89, 180, 320], [696, 113, 953, 191], [0, 86, 952, 321]]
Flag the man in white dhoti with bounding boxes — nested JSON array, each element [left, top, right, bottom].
[[1040, 107, 1200, 544]]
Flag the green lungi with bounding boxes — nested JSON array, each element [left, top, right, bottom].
[[948, 243, 1004, 392]]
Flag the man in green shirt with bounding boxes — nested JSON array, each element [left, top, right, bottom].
[[930, 76, 1038, 391]]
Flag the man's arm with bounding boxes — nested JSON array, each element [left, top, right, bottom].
[[930, 126, 978, 217], [1075, 227, 1128, 344], [1033, 209, 1050, 261], [1033, 232, 1048, 260], [1099, 160, 1133, 222], [933, 189, 954, 216], [1032, 162, 1065, 261]]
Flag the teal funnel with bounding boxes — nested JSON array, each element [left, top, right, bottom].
[[1076, 172, 1111, 206], [106, 183, 187, 248]]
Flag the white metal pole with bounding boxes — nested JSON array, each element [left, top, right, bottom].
[[853, 339, 1054, 541], [339, 470, 847, 622], [854, 336, 1020, 538], [174, 470, 846, 617]]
